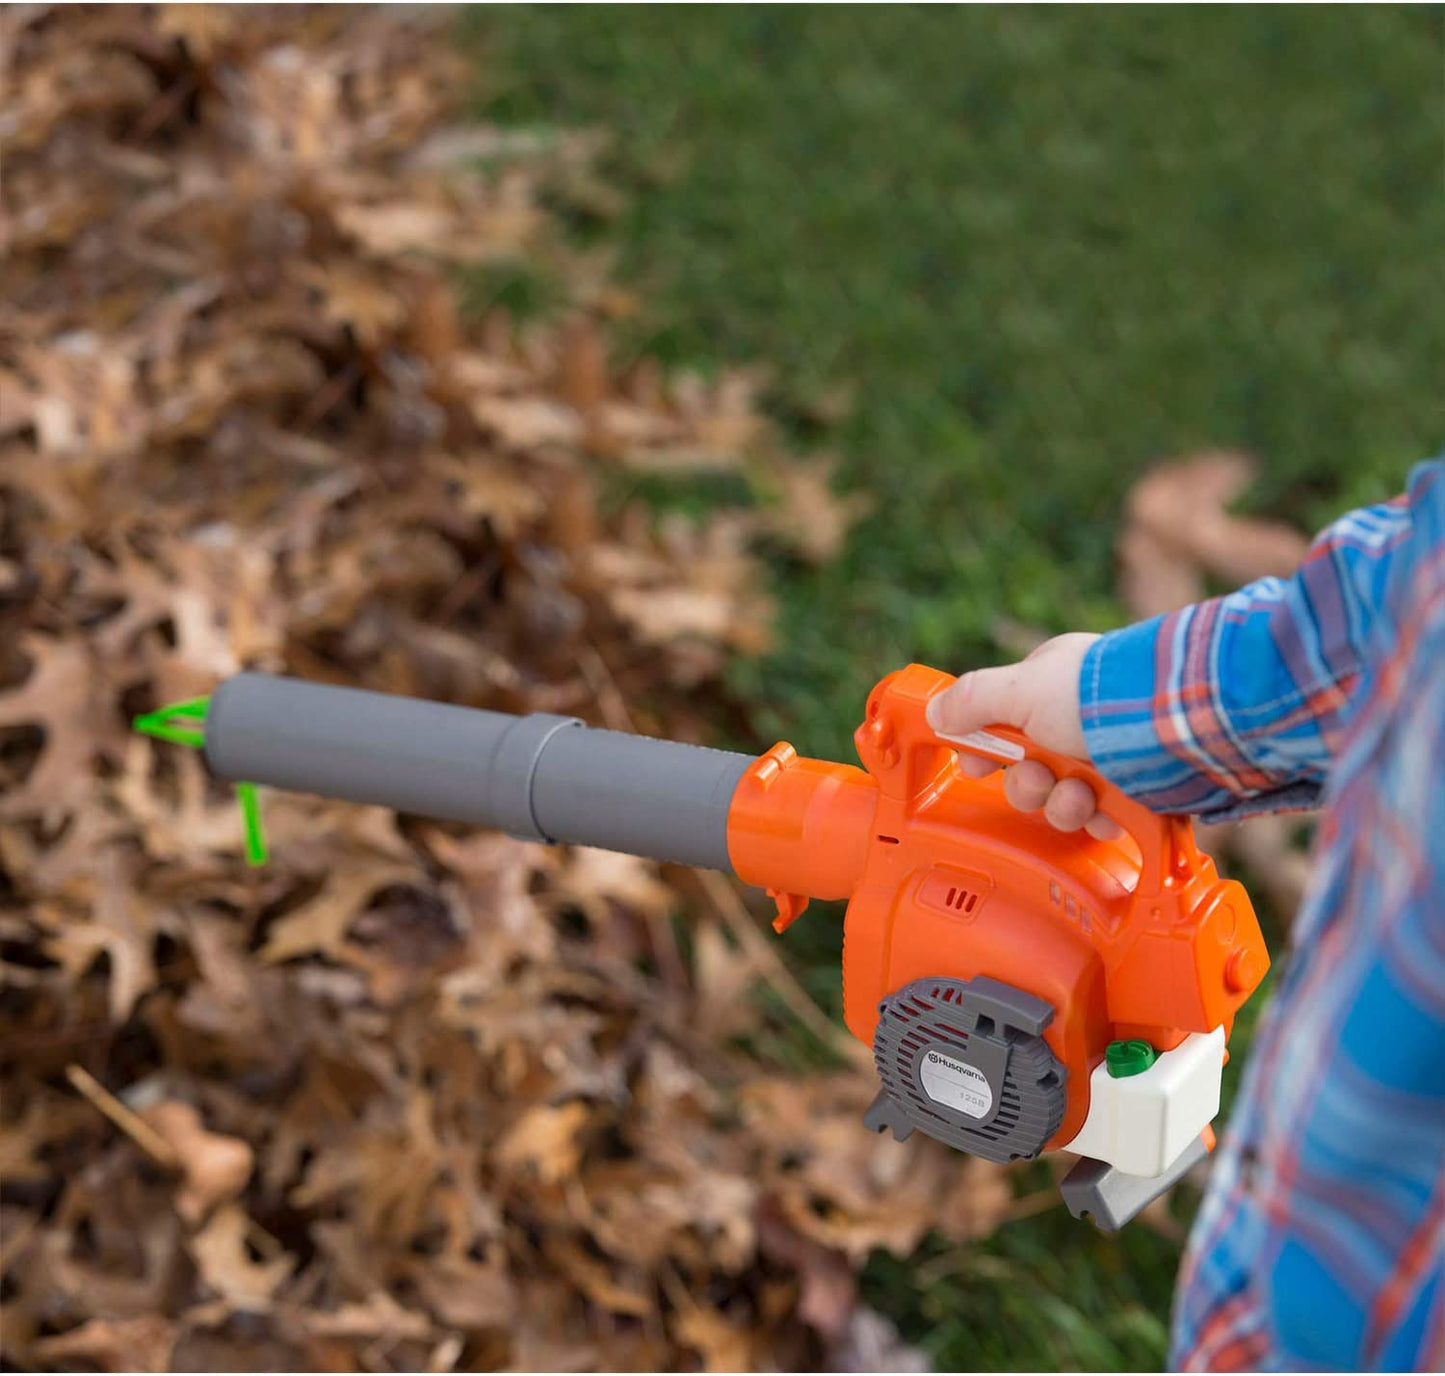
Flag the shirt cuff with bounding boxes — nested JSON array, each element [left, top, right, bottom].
[[1079, 620, 1323, 823]]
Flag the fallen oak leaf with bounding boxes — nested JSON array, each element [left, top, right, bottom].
[[608, 585, 741, 645], [32, 1314, 177, 1374], [760, 454, 874, 565], [1124, 451, 1309, 594], [85, 541, 245, 677], [298, 1290, 434, 1341], [1117, 522, 1208, 620], [670, 1304, 756, 1374], [493, 1100, 590, 1184], [189, 1204, 295, 1311], [0, 635, 117, 825], [113, 741, 252, 865], [555, 313, 609, 413], [141, 1100, 254, 1224], [541, 1237, 653, 1319], [410, 1255, 518, 1332], [550, 846, 675, 924], [155, 2, 239, 61], [431, 451, 546, 539], [691, 919, 761, 1042], [756, 1200, 857, 1343], [471, 394, 585, 450], [661, 1264, 757, 1374], [258, 861, 417, 964], [0, 1096, 93, 1187], [298, 260, 409, 348], [333, 196, 468, 260], [174, 909, 267, 1040], [40, 852, 163, 1023]]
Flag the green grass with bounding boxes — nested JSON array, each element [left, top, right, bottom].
[[471, 5, 1443, 754], [464, 6, 1444, 1368]]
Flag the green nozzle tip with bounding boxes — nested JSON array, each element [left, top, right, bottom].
[[130, 694, 267, 867], [1105, 1039, 1157, 1078], [132, 695, 211, 749]]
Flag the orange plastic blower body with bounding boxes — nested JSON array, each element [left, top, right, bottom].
[[726, 663, 1268, 1154]]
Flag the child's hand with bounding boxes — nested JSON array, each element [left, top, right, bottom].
[[925, 633, 1121, 839]]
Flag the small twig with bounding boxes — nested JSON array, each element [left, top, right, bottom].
[[128, 74, 197, 145], [68, 1065, 287, 1253], [1005, 1187, 1062, 1222], [427, 1336, 464, 1373], [657, 1257, 698, 1318], [296, 359, 365, 434], [432, 552, 501, 627], [695, 869, 872, 1073], [912, 1244, 1016, 1289], [646, 904, 691, 997], [245, 1217, 287, 1258], [580, 640, 635, 732], [1135, 1195, 1188, 1244], [65, 1063, 180, 1171]]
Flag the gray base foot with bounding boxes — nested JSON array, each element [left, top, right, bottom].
[[863, 1089, 915, 1143], [1060, 1132, 1212, 1231]]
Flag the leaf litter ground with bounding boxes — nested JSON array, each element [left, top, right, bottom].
[[0, 7, 1318, 1372], [0, 7, 972, 1371]]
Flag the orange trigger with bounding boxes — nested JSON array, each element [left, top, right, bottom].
[[768, 889, 809, 933]]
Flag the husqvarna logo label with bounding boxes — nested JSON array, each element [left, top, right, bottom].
[[920, 1048, 993, 1119]]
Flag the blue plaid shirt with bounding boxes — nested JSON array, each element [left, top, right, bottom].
[[1080, 459, 1445, 1371]]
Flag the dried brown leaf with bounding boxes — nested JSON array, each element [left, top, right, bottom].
[[1121, 451, 1310, 618], [32, 1315, 177, 1374], [258, 862, 416, 964], [0, 5, 907, 1367], [763, 455, 875, 565], [143, 1100, 255, 1223], [0, 636, 114, 824], [189, 1204, 295, 1310], [494, 1100, 590, 1184]]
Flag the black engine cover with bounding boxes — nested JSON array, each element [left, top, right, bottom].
[[864, 975, 1067, 1163]]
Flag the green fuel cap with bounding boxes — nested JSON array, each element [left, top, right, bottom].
[[1105, 1039, 1157, 1078]]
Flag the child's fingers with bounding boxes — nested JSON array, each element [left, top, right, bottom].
[[1003, 759, 1056, 812], [1043, 777, 1097, 832], [988, 759, 1124, 840], [1085, 812, 1124, 841], [956, 753, 1000, 778], [957, 754, 1123, 838], [926, 664, 1027, 740]]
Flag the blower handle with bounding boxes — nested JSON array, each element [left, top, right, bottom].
[[928, 713, 1200, 907]]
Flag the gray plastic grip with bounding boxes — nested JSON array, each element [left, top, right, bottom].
[[1059, 1132, 1211, 1232], [204, 673, 752, 872]]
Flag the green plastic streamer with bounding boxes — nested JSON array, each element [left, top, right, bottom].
[[131, 695, 268, 866]]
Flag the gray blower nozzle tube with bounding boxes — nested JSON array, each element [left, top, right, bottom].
[[204, 673, 754, 872]]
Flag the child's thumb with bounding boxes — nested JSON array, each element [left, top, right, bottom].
[[925, 665, 1028, 740]]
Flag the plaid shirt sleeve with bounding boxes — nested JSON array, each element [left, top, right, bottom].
[[1078, 474, 1425, 823], [1080, 459, 1445, 1372]]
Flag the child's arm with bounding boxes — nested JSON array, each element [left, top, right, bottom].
[[928, 461, 1442, 830]]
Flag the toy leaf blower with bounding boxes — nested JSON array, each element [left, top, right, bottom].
[[145, 666, 1269, 1230]]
